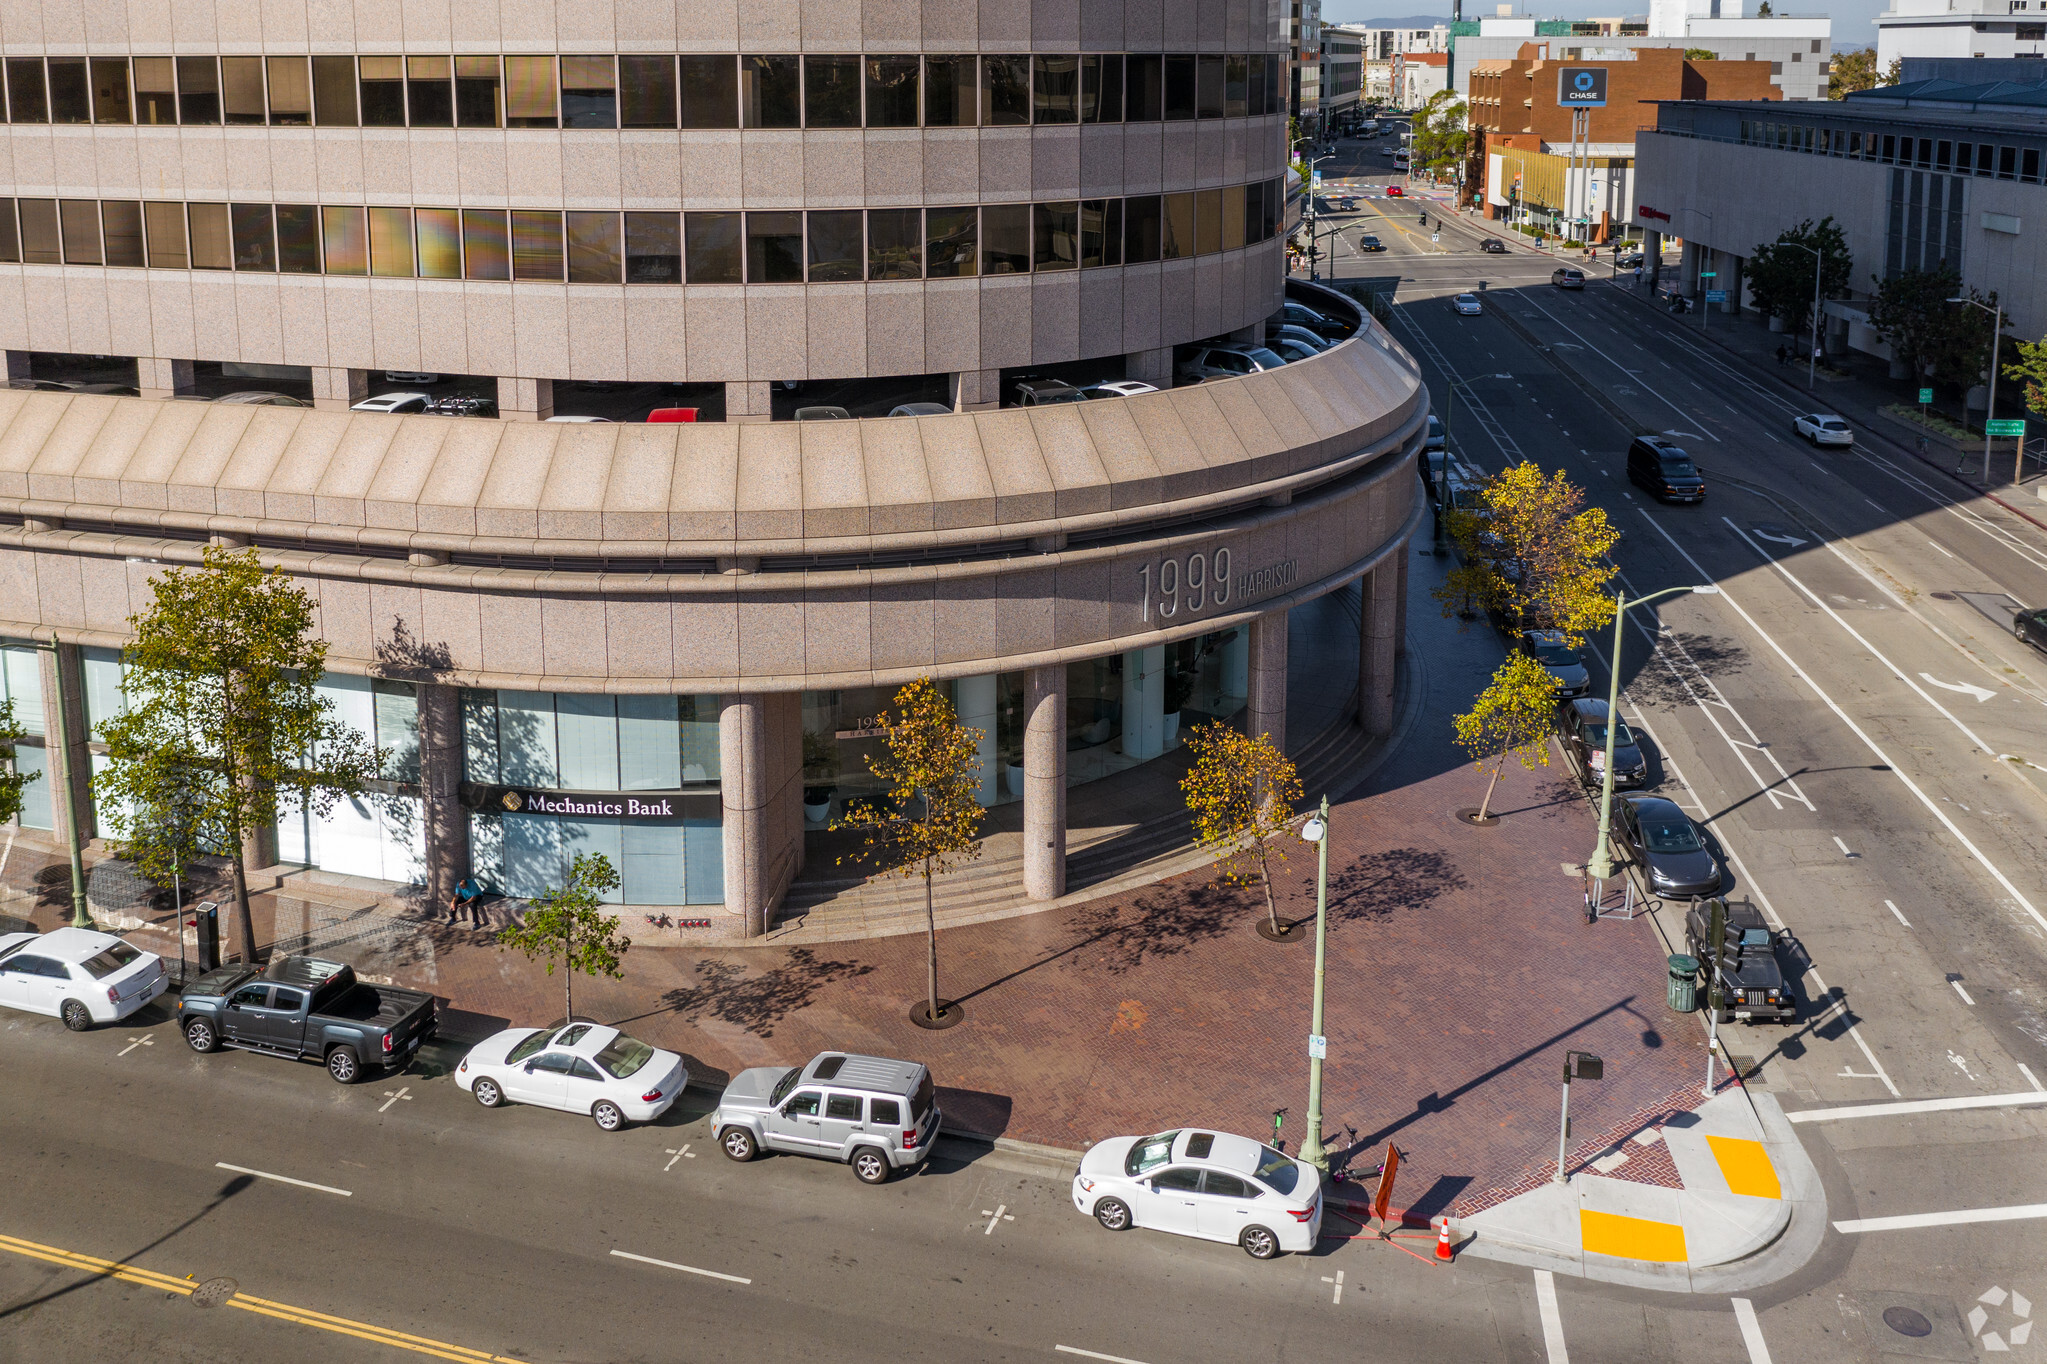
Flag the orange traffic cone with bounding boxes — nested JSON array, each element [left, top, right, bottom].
[[1436, 1217, 1455, 1261]]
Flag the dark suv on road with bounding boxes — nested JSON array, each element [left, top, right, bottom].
[[1684, 901, 1797, 1024], [1626, 436, 1706, 503]]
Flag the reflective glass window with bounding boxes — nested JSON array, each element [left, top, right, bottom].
[[455, 55, 501, 127], [1161, 192, 1194, 258], [312, 56, 357, 125], [59, 201, 101, 264], [416, 207, 462, 278], [231, 203, 276, 270], [102, 200, 144, 267], [368, 205, 415, 277], [680, 56, 737, 128], [684, 212, 742, 283], [1223, 184, 1246, 250], [980, 203, 1030, 274], [1196, 55, 1224, 118], [1225, 55, 1248, 117], [806, 210, 863, 282], [1080, 198, 1121, 267], [982, 56, 1030, 125], [805, 55, 861, 127], [1123, 193, 1161, 263], [1033, 201, 1078, 270], [321, 205, 366, 275], [741, 56, 800, 128], [867, 208, 921, 280], [746, 211, 804, 282], [621, 55, 678, 128], [561, 55, 617, 128], [177, 57, 220, 124], [188, 203, 232, 270], [359, 56, 404, 126], [1081, 54, 1123, 122], [624, 212, 681, 283], [6, 59, 47, 123], [511, 210, 564, 281], [1125, 55, 1163, 121], [0, 205, 17, 264], [865, 56, 919, 127], [925, 206, 977, 277], [1163, 55, 1196, 120], [48, 58, 89, 123], [407, 55, 454, 127], [565, 211, 622, 283], [277, 204, 321, 273], [142, 200, 186, 269], [923, 56, 976, 127], [266, 57, 311, 125], [1034, 55, 1079, 124], [221, 56, 265, 125], [1195, 189, 1222, 254]]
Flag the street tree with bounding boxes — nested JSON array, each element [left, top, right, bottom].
[[1409, 90, 1469, 180], [2001, 331, 2047, 417], [1745, 218, 1852, 335], [1828, 47, 1878, 98], [1453, 652, 1558, 823], [0, 699, 35, 827], [1180, 721, 1303, 935], [1434, 460, 1619, 641], [833, 677, 986, 1026], [95, 546, 381, 966], [1868, 266, 2009, 393], [495, 852, 630, 1026]]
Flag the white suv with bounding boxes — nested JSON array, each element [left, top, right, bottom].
[[0, 928, 166, 1030]]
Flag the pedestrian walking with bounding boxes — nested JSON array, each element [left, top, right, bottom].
[[1775, 344, 1788, 367], [1634, 265, 1643, 288]]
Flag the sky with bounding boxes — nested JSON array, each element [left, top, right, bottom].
[[1332, 3, 1884, 46]]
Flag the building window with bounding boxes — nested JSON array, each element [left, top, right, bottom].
[[741, 56, 801, 128], [1080, 199, 1122, 267], [621, 55, 678, 128], [980, 203, 1031, 274], [865, 56, 919, 128], [231, 204, 275, 270], [867, 207, 922, 279], [803, 55, 862, 128], [7, 59, 47, 123], [103, 200, 144, 267], [1162, 191, 1195, 258], [143, 201, 186, 269], [1223, 184, 1246, 250], [462, 209, 510, 280], [745, 211, 804, 282], [1126, 54, 1164, 121], [1163, 55, 1197, 120], [1033, 201, 1079, 270], [2001, 144, 2019, 178], [359, 57, 403, 126], [188, 202, 232, 270], [561, 56, 617, 128], [982, 56, 1031, 125], [321, 206, 365, 275], [93, 58, 132, 124], [59, 200, 101, 265], [1197, 54, 1226, 118], [684, 211, 742, 283], [1034, 55, 1080, 124], [416, 208, 462, 278], [624, 212, 681, 283], [0, 201, 16, 262], [925, 206, 977, 277], [678, 56, 737, 129], [565, 211, 622, 283], [2025, 148, 2042, 182], [48, 58, 90, 123], [1124, 194, 1162, 263], [134, 58, 176, 125], [1082, 54, 1124, 122], [367, 205, 415, 277], [510, 210, 565, 281], [266, 57, 311, 125], [405, 55, 453, 127], [278, 204, 321, 274], [455, 55, 501, 128], [806, 210, 864, 282], [924, 56, 977, 127], [313, 56, 356, 125], [504, 55, 557, 128]]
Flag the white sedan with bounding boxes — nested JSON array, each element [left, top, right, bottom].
[[1793, 413, 1854, 446], [0, 928, 167, 1030], [1453, 293, 1484, 316], [457, 1021, 687, 1132], [1072, 1128, 1323, 1259]]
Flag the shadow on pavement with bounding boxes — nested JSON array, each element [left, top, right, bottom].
[[0, 1172, 255, 1320]]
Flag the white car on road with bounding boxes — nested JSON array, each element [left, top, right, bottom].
[[1453, 293, 1484, 316], [0, 928, 167, 1030], [457, 1021, 687, 1132], [1072, 1128, 1323, 1259], [1793, 413, 1853, 446]]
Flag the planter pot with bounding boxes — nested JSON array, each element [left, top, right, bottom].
[[1006, 764, 1026, 798], [803, 799, 832, 825], [1163, 711, 1182, 745]]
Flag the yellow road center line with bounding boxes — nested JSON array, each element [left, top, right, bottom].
[[0, 1230, 515, 1363], [1706, 1135, 1782, 1200]]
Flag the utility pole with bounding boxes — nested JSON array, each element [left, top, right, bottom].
[[1297, 797, 1334, 1171]]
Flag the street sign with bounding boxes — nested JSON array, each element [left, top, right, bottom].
[[1308, 1034, 1327, 1059], [1557, 67, 1609, 108], [1919, 387, 1934, 404], [1988, 419, 2027, 436], [1706, 290, 1728, 303], [1698, 270, 1717, 278]]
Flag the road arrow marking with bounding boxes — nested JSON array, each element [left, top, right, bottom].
[[1752, 529, 1808, 548], [1919, 673, 1996, 702]]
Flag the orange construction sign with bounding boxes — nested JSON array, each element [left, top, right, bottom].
[[1371, 1143, 1401, 1225]]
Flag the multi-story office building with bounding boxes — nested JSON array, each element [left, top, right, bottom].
[[1876, 0, 2047, 70], [0, 2, 1424, 935], [1451, 10, 1833, 103], [1290, 0, 1324, 132], [1321, 26, 1363, 126]]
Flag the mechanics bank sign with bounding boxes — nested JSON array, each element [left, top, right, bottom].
[[519, 792, 677, 818], [461, 783, 710, 821]]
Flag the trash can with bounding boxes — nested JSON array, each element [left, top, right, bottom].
[[1667, 954, 1699, 1014]]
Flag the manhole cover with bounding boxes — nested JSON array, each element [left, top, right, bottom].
[[1884, 1307, 1933, 1337], [190, 1277, 237, 1309]]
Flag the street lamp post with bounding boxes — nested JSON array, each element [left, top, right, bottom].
[[1948, 295, 2004, 484], [1780, 241, 1825, 390], [1296, 796, 1334, 1172], [1585, 585, 1720, 909]]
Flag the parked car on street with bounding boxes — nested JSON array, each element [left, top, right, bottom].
[[1452, 293, 1483, 316], [351, 392, 432, 415], [1557, 696, 1646, 789], [0, 928, 167, 1031], [178, 955, 437, 1083], [2014, 606, 2047, 655], [1551, 267, 1585, 290], [1176, 345, 1288, 385], [1792, 413, 1853, 446], [711, 1051, 939, 1184], [1071, 1128, 1322, 1260], [1684, 900, 1797, 1023], [1613, 795, 1723, 898], [1425, 414, 1445, 454], [458, 1021, 687, 1132], [1626, 435, 1706, 503], [1522, 629, 1590, 698], [1479, 238, 1508, 253]]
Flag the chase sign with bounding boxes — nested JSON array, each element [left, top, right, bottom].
[[1557, 67, 1609, 107]]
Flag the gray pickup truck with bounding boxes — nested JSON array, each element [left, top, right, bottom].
[[178, 955, 437, 1083]]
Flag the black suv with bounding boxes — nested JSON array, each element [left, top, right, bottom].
[[1683, 901, 1797, 1024], [1557, 696, 1645, 788], [1478, 238, 1508, 253], [1626, 436, 1705, 503], [2014, 606, 2047, 655]]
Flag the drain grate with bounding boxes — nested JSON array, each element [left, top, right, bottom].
[[190, 1277, 238, 1309], [1884, 1306, 1933, 1338]]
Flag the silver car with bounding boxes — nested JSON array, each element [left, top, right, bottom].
[[711, 1051, 939, 1185]]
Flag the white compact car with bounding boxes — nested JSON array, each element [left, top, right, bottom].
[[457, 1021, 687, 1132], [0, 928, 167, 1030], [1793, 413, 1853, 447], [350, 392, 432, 415], [1080, 380, 1161, 399], [1453, 293, 1484, 316], [1072, 1128, 1323, 1259]]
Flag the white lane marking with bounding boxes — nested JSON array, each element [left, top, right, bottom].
[[663, 1145, 693, 1170], [609, 1249, 751, 1285], [1950, 977, 1978, 1005], [1886, 899, 1912, 926], [1918, 673, 1998, 702], [1733, 1298, 1775, 1364], [1787, 1091, 2047, 1123], [982, 1204, 1013, 1235], [1534, 1269, 1571, 1364], [1056, 1347, 1155, 1364], [1929, 539, 1958, 559], [1646, 515, 2047, 941], [1835, 1203, 2047, 1234], [116, 1035, 154, 1057], [214, 1162, 352, 1197], [1322, 1269, 1346, 1304], [1833, 836, 1855, 858], [378, 1085, 411, 1113], [2019, 1064, 2045, 1092], [1753, 529, 1807, 547]]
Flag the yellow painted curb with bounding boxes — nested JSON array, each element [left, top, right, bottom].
[[1580, 1208, 1689, 1262], [1707, 1135, 1782, 1200]]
